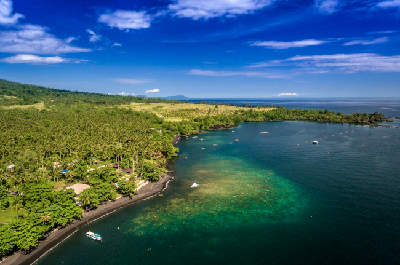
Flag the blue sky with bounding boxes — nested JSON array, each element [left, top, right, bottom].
[[0, 0, 399, 98]]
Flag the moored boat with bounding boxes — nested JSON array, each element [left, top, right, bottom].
[[86, 231, 102, 241], [313, 141, 319, 144]]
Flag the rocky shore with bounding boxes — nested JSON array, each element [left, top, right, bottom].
[[208, 124, 239, 130]]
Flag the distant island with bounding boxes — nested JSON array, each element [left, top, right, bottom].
[[161, 95, 191, 100]]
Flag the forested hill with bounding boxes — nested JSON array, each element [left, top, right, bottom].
[[0, 79, 170, 106]]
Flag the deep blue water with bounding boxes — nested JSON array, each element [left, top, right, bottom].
[[188, 98, 400, 118], [35, 100, 400, 265]]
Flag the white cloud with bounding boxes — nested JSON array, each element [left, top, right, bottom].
[[190, 69, 286, 78], [118, 92, 131, 96], [314, 0, 339, 14], [190, 69, 245, 76], [251, 53, 400, 73], [114, 79, 153, 84], [168, 0, 273, 20], [343, 37, 388, 46], [1, 54, 66, 64], [87, 29, 101, 42], [65, 37, 77, 43], [112, 42, 122, 46], [250, 39, 328, 49], [0, 0, 23, 25], [99, 10, 151, 30], [367, 30, 397, 34], [277, 93, 299, 96], [0, 24, 91, 54], [286, 53, 400, 73], [377, 0, 400, 8], [247, 61, 280, 68], [0, 3, 89, 56], [146, 89, 160, 93]]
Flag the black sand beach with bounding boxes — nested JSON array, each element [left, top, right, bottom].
[[1, 135, 182, 265], [1, 174, 174, 265]]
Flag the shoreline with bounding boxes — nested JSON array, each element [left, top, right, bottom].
[[2, 121, 394, 264], [1, 172, 174, 265]]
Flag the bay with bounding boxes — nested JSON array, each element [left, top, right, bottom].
[[35, 102, 400, 265]]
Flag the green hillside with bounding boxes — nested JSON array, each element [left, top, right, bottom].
[[0, 79, 168, 107]]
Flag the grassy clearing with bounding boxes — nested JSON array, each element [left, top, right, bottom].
[[122, 102, 274, 122], [2, 95, 18, 99], [1, 101, 46, 110], [52, 180, 67, 191], [0, 207, 25, 224]]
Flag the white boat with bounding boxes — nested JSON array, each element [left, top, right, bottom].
[[191, 183, 199, 188], [260, 132, 268, 134], [86, 231, 102, 241], [313, 141, 319, 144]]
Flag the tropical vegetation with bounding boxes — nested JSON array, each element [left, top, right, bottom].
[[0, 79, 388, 257]]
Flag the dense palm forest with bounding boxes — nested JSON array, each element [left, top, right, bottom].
[[0, 80, 388, 257], [0, 79, 171, 107]]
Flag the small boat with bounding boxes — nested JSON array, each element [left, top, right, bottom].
[[193, 136, 198, 139], [213, 144, 217, 146], [86, 231, 102, 241], [260, 132, 268, 134], [235, 139, 239, 142], [313, 141, 319, 144], [191, 183, 199, 188]]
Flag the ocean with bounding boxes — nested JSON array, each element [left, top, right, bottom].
[[35, 99, 400, 265], [188, 98, 400, 118]]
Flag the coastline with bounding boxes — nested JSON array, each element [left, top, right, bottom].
[[1, 172, 174, 265], [3, 131, 231, 265], [172, 134, 181, 145], [1, 135, 182, 265], [3, 121, 392, 264], [1, 120, 396, 265]]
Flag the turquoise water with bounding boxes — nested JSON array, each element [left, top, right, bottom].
[[36, 121, 400, 265]]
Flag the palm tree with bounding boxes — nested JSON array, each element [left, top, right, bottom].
[[66, 172, 74, 185], [81, 192, 91, 211], [11, 196, 22, 220], [41, 213, 51, 224]]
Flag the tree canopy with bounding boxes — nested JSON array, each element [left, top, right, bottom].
[[0, 79, 388, 257]]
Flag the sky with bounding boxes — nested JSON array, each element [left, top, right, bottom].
[[0, 0, 399, 98]]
